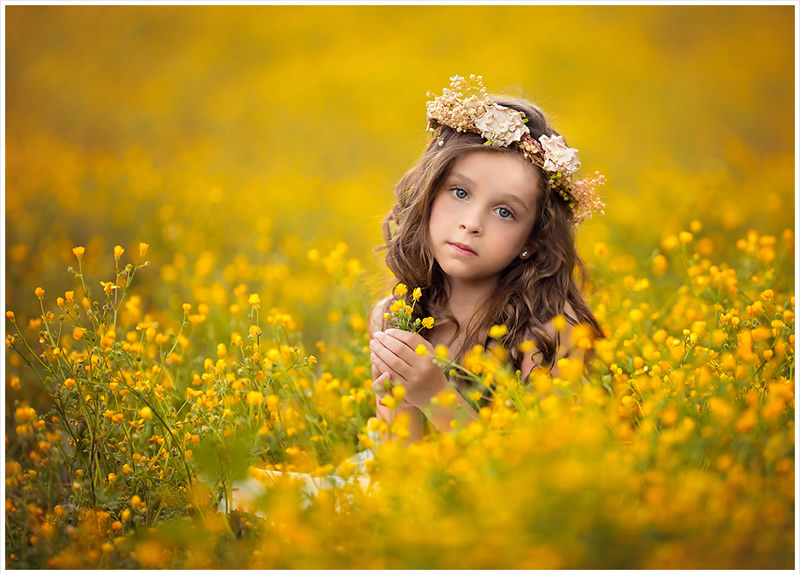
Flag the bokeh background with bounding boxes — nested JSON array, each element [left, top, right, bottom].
[[6, 4, 795, 338], [4, 5, 796, 569]]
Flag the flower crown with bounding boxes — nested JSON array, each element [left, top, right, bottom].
[[425, 74, 606, 225]]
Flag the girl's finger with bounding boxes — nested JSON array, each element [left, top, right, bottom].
[[371, 351, 392, 377], [371, 335, 414, 378], [371, 372, 391, 397], [384, 329, 433, 354]]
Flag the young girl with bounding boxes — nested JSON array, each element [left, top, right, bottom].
[[226, 74, 606, 513], [368, 74, 605, 442]]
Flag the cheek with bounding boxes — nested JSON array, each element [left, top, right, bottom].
[[495, 222, 533, 253], [428, 196, 448, 232]]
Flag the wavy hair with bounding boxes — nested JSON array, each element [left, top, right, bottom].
[[376, 96, 603, 375]]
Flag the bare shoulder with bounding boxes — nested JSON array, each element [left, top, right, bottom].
[[368, 296, 393, 338]]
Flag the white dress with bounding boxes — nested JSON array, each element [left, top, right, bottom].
[[219, 430, 380, 517]]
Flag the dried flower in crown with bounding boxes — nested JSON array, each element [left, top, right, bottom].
[[426, 74, 606, 225]]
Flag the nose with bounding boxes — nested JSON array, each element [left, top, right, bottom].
[[459, 207, 483, 235]]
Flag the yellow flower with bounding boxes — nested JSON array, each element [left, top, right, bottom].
[[247, 391, 263, 407], [392, 385, 406, 399], [660, 234, 680, 252], [519, 340, 534, 352], [248, 293, 260, 309], [552, 315, 567, 332], [337, 459, 356, 479], [412, 287, 422, 301], [394, 283, 408, 298], [34, 287, 45, 299], [678, 231, 693, 244], [422, 317, 435, 329], [138, 242, 149, 259], [436, 390, 457, 407], [72, 327, 85, 340], [72, 246, 85, 259], [488, 324, 507, 339], [415, 344, 428, 356], [6, 311, 15, 323], [266, 394, 280, 409], [593, 242, 608, 257], [182, 303, 192, 313], [760, 289, 774, 301], [651, 254, 668, 276], [138, 406, 153, 420], [435, 344, 449, 359], [114, 245, 125, 259]]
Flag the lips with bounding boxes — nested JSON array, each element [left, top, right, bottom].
[[447, 242, 477, 256]]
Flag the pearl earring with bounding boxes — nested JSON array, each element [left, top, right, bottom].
[[521, 251, 528, 258]]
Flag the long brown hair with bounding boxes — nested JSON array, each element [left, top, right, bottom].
[[376, 96, 603, 373]]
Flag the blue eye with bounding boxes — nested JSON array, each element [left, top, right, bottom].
[[452, 187, 468, 200], [496, 207, 514, 220]]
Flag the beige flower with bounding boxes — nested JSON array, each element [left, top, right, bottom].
[[538, 134, 581, 176], [474, 104, 528, 147]]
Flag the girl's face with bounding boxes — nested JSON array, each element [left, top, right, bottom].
[[428, 150, 542, 289]]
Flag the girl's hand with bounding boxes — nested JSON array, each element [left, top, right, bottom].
[[371, 351, 423, 445], [371, 360, 391, 400], [371, 351, 416, 418], [369, 329, 448, 409]]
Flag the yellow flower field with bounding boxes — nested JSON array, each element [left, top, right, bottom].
[[4, 5, 795, 569]]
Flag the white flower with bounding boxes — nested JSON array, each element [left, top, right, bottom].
[[474, 104, 529, 147], [538, 134, 581, 176]]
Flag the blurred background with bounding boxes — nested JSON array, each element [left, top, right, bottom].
[[5, 4, 795, 344]]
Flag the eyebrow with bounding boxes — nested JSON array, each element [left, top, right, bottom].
[[447, 171, 532, 212]]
